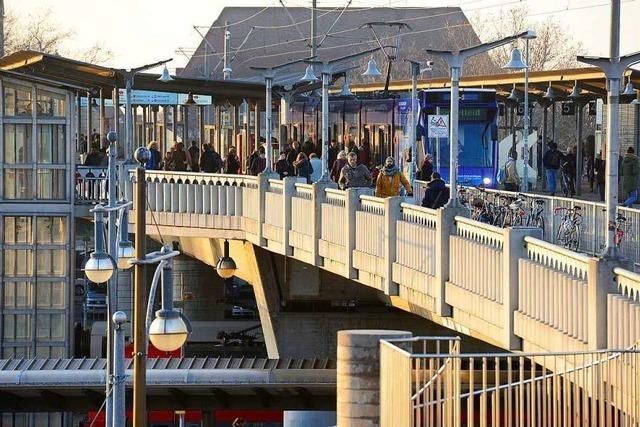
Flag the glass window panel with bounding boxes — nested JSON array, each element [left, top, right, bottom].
[[49, 347, 64, 359], [4, 281, 32, 308], [3, 315, 15, 339], [37, 124, 66, 164], [4, 85, 32, 116], [36, 313, 64, 341], [3, 217, 32, 244], [36, 314, 49, 339], [35, 217, 67, 244], [36, 249, 66, 276], [15, 314, 30, 339], [13, 413, 28, 427], [51, 314, 64, 340], [3, 249, 33, 276], [36, 169, 66, 200], [3, 169, 34, 199], [33, 412, 48, 427], [36, 281, 65, 309], [3, 124, 32, 163], [36, 90, 66, 117]]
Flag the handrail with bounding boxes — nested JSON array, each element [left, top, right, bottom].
[[613, 267, 640, 301], [524, 235, 592, 279]]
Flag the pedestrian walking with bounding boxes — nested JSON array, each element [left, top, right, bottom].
[[200, 144, 222, 173], [331, 150, 347, 183], [542, 142, 562, 196], [375, 156, 412, 198], [224, 147, 241, 175], [249, 146, 266, 176], [286, 140, 300, 165], [338, 152, 372, 189], [293, 152, 313, 183], [145, 141, 162, 170], [275, 152, 293, 179], [594, 151, 605, 202], [621, 146, 639, 207], [83, 145, 104, 166], [503, 149, 520, 192], [421, 172, 450, 209], [188, 141, 200, 172], [309, 153, 322, 182], [419, 154, 434, 181], [328, 139, 339, 171]]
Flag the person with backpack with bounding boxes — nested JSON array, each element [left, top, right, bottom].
[[339, 152, 372, 189], [542, 142, 562, 196], [188, 141, 200, 172], [224, 147, 241, 174], [503, 149, 520, 191], [421, 172, 450, 209], [200, 144, 222, 173]]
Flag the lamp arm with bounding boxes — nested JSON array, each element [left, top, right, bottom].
[[459, 32, 529, 61], [328, 47, 381, 66], [145, 260, 166, 349]]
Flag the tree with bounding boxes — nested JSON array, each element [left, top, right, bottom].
[[469, 6, 584, 72], [3, 7, 112, 64]]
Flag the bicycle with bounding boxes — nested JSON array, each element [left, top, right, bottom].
[[555, 206, 582, 250], [502, 197, 526, 227], [559, 162, 575, 198], [609, 212, 631, 249], [524, 197, 546, 236]]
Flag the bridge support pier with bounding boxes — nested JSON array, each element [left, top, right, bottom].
[[337, 330, 412, 427]]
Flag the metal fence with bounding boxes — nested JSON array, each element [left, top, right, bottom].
[[381, 337, 640, 427]]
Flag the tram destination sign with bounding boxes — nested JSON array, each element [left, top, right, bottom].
[[433, 107, 489, 122]]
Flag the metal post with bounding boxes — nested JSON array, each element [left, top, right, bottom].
[[542, 104, 548, 190], [409, 62, 419, 184], [254, 102, 260, 154], [77, 92, 83, 153], [99, 89, 105, 142], [311, 0, 317, 58], [112, 311, 127, 427], [551, 102, 556, 143], [223, 21, 230, 80], [320, 72, 330, 180], [265, 75, 273, 173], [172, 105, 178, 145], [199, 105, 205, 147], [162, 106, 168, 153], [113, 88, 120, 154], [521, 38, 530, 192], [576, 102, 584, 196], [142, 106, 148, 146], [125, 76, 134, 161], [152, 107, 158, 141], [446, 66, 461, 207], [183, 105, 188, 145], [105, 130, 119, 427], [87, 92, 93, 147], [133, 167, 147, 427]]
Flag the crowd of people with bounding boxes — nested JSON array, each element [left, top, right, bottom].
[[538, 140, 639, 207], [87, 136, 449, 208]]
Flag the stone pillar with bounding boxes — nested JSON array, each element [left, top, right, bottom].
[[172, 256, 225, 321], [284, 411, 336, 427], [337, 329, 412, 427]]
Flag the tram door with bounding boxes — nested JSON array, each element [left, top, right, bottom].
[[366, 124, 392, 166]]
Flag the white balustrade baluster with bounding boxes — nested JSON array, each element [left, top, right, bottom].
[[219, 185, 227, 216], [195, 183, 203, 214], [170, 181, 179, 212], [186, 183, 195, 213], [202, 184, 211, 214], [210, 185, 219, 215]]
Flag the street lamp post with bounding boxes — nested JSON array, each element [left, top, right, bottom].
[[577, 0, 640, 257], [112, 311, 127, 427], [426, 31, 535, 207], [503, 32, 537, 192], [131, 147, 192, 427], [251, 57, 316, 174], [300, 47, 381, 181], [405, 60, 433, 187]]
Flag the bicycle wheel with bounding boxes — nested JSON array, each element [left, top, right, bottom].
[[569, 225, 580, 251], [513, 213, 524, 227]]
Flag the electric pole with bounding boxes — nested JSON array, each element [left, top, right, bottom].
[[223, 21, 231, 79], [0, 0, 5, 58], [311, 0, 317, 58]]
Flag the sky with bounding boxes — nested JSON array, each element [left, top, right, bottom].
[[6, 0, 640, 72]]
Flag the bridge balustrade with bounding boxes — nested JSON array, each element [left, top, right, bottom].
[[515, 237, 594, 352], [75, 166, 108, 203], [445, 217, 542, 348], [611, 268, 640, 349], [129, 171, 639, 353]]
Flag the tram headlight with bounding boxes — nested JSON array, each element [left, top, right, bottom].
[[482, 177, 492, 186]]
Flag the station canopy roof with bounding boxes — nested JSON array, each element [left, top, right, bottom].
[[348, 67, 640, 101], [0, 50, 268, 104]]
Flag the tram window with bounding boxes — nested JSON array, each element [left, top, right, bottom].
[[430, 123, 493, 168]]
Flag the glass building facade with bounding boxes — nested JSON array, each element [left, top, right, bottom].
[[0, 74, 73, 427]]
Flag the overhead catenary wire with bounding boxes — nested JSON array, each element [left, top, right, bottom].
[[185, 0, 631, 65]]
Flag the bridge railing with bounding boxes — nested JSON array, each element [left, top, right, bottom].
[[75, 166, 108, 204], [380, 337, 640, 427], [445, 216, 542, 348], [611, 268, 640, 349], [353, 195, 389, 292], [516, 236, 594, 351]]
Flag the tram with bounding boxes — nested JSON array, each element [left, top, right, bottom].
[[419, 88, 499, 187], [286, 88, 499, 187]]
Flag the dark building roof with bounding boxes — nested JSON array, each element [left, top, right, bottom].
[[182, 6, 491, 83]]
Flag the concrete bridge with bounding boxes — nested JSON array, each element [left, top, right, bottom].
[[122, 170, 640, 358]]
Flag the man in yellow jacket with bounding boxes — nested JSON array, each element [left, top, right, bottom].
[[375, 156, 413, 198]]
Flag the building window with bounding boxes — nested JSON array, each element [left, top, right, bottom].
[[36, 91, 66, 117], [3, 124, 32, 164], [3, 168, 34, 199], [1, 216, 68, 358], [3, 84, 32, 116], [36, 169, 66, 200], [37, 124, 66, 163]]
